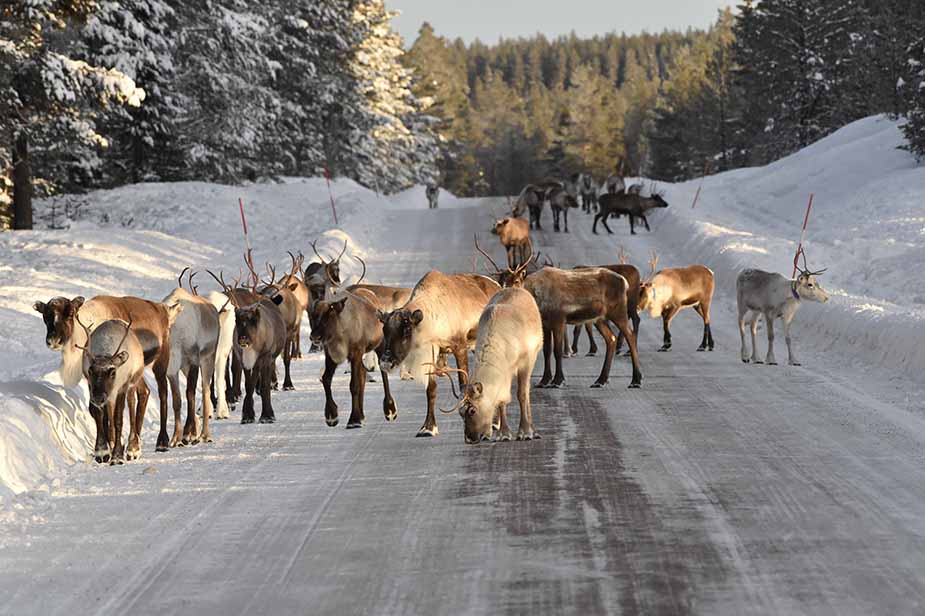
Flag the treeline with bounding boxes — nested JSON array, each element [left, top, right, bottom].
[[405, 1, 925, 194], [0, 0, 438, 227]]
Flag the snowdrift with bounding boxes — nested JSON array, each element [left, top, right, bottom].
[[656, 115, 925, 380], [0, 177, 387, 501]]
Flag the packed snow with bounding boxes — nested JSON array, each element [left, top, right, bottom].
[[0, 114, 922, 509]]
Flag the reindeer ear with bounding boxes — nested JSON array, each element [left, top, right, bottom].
[[70, 296, 85, 313], [112, 351, 129, 367], [411, 309, 424, 326], [33, 301, 46, 314], [332, 298, 347, 314]]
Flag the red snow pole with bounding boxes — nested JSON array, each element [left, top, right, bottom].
[[690, 159, 712, 209], [239, 197, 255, 283], [792, 193, 815, 278], [323, 166, 338, 225]]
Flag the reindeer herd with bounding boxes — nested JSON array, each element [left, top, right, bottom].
[[30, 177, 831, 464]]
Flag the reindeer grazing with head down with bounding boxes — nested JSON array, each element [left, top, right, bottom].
[[76, 316, 147, 465], [737, 249, 830, 366], [477, 238, 643, 390], [378, 266, 501, 437], [33, 294, 181, 457], [638, 252, 715, 352], [434, 286, 543, 444], [209, 262, 287, 425]]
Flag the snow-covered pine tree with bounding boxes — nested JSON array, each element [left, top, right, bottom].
[[167, 0, 283, 183], [732, 0, 866, 162], [901, 36, 925, 159], [0, 0, 145, 228], [339, 0, 439, 192], [78, 0, 181, 184]]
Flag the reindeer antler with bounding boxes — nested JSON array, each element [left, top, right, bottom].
[[187, 270, 199, 295], [647, 250, 660, 278], [798, 247, 828, 277], [618, 245, 630, 265], [74, 312, 94, 352], [206, 269, 240, 309], [352, 255, 367, 287], [111, 316, 133, 360], [178, 266, 191, 290], [286, 251, 302, 279], [243, 250, 261, 292], [334, 239, 348, 263], [474, 234, 503, 274], [310, 240, 328, 264]]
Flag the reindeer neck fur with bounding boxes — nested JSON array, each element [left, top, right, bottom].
[[60, 299, 109, 387]]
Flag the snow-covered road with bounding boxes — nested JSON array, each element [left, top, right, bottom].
[[2, 200, 925, 615]]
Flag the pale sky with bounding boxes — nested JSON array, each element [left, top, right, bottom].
[[389, 0, 738, 46]]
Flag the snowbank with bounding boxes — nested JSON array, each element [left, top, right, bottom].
[[655, 115, 925, 379], [0, 177, 388, 501]]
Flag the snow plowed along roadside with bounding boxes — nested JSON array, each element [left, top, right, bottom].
[[0, 178, 385, 501], [653, 115, 925, 380]]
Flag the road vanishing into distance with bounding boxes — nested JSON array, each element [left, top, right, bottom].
[[2, 201, 925, 615]]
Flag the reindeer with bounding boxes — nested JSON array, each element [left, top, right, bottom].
[[568, 262, 641, 358], [209, 268, 287, 424], [276, 252, 309, 359], [76, 317, 146, 465], [161, 268, 221, 446], [258, 255, 306, 391], [310, 285, 400, 429], [547, 184, 579, 233], [378, 269, 501, 437], [515, 184, 547, 230], [594, 187, 669, 235], [305, 239, 348, 351], [578, 173, 599, 213], [477, 239, 642, 390], [491, 217, 532, 269], [604, 173, 625, 195], [208, 289, 236, 420], [33, 295, 180, 455], [433, 287, 543, 444], [737, 251, 829, 366], [425, 183, 439, 209], [638, 252, 715, 352]]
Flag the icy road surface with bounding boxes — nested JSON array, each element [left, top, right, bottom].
[[2, 203, 925, 615]]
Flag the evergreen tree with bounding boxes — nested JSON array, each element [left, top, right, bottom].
[[901, 36, 925, 158]]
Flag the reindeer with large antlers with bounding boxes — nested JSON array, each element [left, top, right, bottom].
[[76, 316, 148, 465], [737, 249, 830, 366], [476, 237, 642, 389], [638, 251, 716, 352], [209, 260, 287, 424]]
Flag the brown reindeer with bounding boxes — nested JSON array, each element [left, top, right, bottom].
[[378, 269, 501, 437], [477, 239, 642, 389], [258, 255, 305, 391], [209, 267, 287, 424], [34, 295, 181, 456], [278, 252, 310, 359], [568, 263, 641, 357], [491, 217, 532, 270], [310, 287, 399, 428], [638, 252, 715, 352]]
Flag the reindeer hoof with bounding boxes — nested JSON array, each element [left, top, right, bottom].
[[697, 347, 707, 352], [497, 430, 513, 442], [517, 429, 538, 441], [768, 362, 778, 366], [200, 433, 213, 444], [326, 417, 339, 427], [126, 449, 140, 461], [535, 381, 550, 389], [241, 416, 255, 424], [155, 444, 168, 453], [590, 381, 607, 389], [384, 410, 397, 422], [416, 426, 438, 437], [95, 451, 110, 464], [586, 351, 597, 357], [754, 360, 764, 365], [628, 382, 641, 389], [283, 385, 295, 391], [258, 415, 276, 424], [742, 358, 750, 364], [346, 420, 363, 429]]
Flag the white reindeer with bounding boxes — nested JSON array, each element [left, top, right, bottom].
[[434, 287, 543, 444], [208, 290, 235, 419], [736, 255, 829, 366]]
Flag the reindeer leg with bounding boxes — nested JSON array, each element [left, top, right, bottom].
[[586, 322, 599, 356], [642, 214, 651, 232], [183, 365, 201, 445], [592, 213, 601, 234], [563, 207, 569, 233], [658, 307, 680, 352], [613, 315, 642, 388], [321, 353, 339, 427], [749, 313, 761, 364], [739, 308, 751, 363], [591, 320, 617, 388], [346, 352, 366, 429], [128, 380, 149, 461], [695, 305, 710, 352], [626, 305, 640, 356], [551, 322, 566, 388], [416, 374, 439, 437], [379, 349, 397, 422], [764, 312, 778, 365], [258, 357, 276, 424], [282, 332, 295, 391], [231, 353, 243, 404], [602, 215, 614, 235], [168, 373, 183, 447], [110, 392, 126, 465], [516, 367, 539, 440], [784, 313, 800, 366], [241, 367, 257, 424], [567, 324, 580, 357], [629, 214, 637, 235], [537, 325, 553, 388], [154, 361, 170, 452], [495, 403, 513, 442]]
